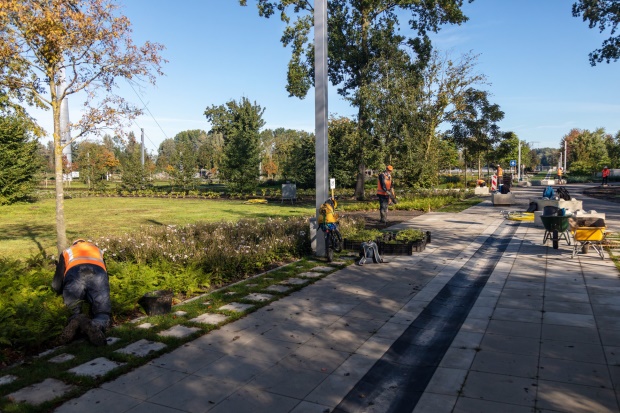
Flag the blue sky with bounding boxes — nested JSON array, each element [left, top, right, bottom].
[[33, 0, 620, 153]]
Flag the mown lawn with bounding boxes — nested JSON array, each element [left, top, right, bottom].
[[1, 197, 315, 259]]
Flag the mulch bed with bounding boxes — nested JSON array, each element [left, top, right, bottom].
[[583, 185, 620, 204]]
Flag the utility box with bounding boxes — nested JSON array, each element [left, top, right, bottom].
[[282, 183, 297, 204]]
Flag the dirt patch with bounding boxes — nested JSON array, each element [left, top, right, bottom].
[[583, 186, 620, 204], [342, 209, 424, 230]]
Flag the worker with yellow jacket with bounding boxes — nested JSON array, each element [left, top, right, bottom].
[[52, 239, 110, 346]]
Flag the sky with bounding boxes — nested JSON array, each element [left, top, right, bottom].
[[30, 0, 620, 154]]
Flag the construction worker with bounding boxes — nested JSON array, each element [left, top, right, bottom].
[[496, 164, 503, 191], [602, 166, 610, 186], [557, 167, 563, 183], [52, 239, 110, 346], [377, 165, 395, 224]]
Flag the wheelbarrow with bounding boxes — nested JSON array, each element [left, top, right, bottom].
[[571, 226, 606, 259], [541, 215, 572, 249]]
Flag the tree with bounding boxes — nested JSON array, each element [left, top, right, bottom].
[[118, 132, 152, 192], [0, 112, 41, 204], [75, 140, 118, 190], [241, 0, 471, 198], [0, 0, 165, 254], [204, 97, 265, 192], [446, 88, 504, 184], [573, 0, 620, 65], [568, 128, 610, 174]]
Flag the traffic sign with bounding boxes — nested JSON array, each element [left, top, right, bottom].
[[510, 160, 516, 167]]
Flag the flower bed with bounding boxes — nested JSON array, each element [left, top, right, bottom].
[[344, 229, 430, 255]]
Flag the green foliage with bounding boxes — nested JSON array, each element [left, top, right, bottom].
[[0, 113, 41, 205], [118, 133, 152, 192], [345, 229, 383, 242], [394, 229, 425, 243], [573, 0, 620, 65], [0, 258, 66, 349], [205, 97, 265, 192]]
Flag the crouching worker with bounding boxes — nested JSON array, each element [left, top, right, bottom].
[[52, 239, 110, 346]]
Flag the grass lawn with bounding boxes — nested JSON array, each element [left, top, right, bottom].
[[1, 197, 315, 259]]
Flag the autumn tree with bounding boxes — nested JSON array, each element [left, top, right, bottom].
[[0, 0, 165, 254], [241, 0, 471, 198], [573, 0, 620, 65], [75, 140, 119, 190]]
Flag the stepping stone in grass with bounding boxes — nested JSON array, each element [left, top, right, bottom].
[[158, 325, 201, 338], [106, 337, 121, 345], [242, 293, 274, 302], [190, 313, 230, 325], [298, 271, 323, 278], [137, 323, 155, 329], [279, 278, 308, 285], [68, 357, 125, 378], [174, 311, 188, 317], [310, 266, 334, 272], [265, 285, 291, 293], [0, 375, 17, 386], [115, 339, 167, 357], [48, 353, 75, 364], [6, 378, 76, 405], [219, 302, 254, 312]]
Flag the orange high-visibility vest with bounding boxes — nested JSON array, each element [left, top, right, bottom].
[[603, 168, 610, 177], [377, 173, 392, 196], [62, 242, 106, 276], [497, 166, 503, 177]]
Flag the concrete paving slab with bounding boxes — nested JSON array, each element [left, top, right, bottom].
[[412, 393, 457, 413], [115, 339, 167, 357], [265, 284, 291, 293], [303, 373, 359, 407], [173, 310, 188, 316], [148, 343, 225, 373], [0, 374, 17, 386], [452, 397, 533, 413], [209, 385, 300, 413], [543, 312, 596, 328], [158, 325, 200, 338], [249, 363, 329, 399], [538, 356, 613, 388], [471, 350, 539, 378], [55, 388, 141, 413], [461, 371, 537, 407], [280, 278, 309, 285], [102, 363, 188, 400], [193, 354, 273, 384], [536, 379, 619, 413], [298, 271, 323, 278], [49, 353, 76, 363], [479, 333, 541, 356], [219, 302, 254, 312], [137, 323, 155, 329], [125, 401, 194, 413], [310, 266, 333, 272], [424, 367, 467, 396], [106, 336, 122, 345], [146, 375, 240, 413], [6, 378, 77, 406], [190, 313, 230, 325], [540, 339, 606, 364], [68, 357, 125, 378], [243, 293, 274, 302]]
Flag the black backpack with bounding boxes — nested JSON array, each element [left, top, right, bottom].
[[556, 186, 571, 201]]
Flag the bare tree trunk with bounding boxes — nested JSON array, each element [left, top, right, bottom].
[[52, 87, 67, 256]]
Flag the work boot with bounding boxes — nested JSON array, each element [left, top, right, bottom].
[[58, 315, 86, 345], [78, 317, 107, 347]]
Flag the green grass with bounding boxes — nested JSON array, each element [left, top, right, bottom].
[[436, 196, 484, 213], [0, 198, 315, 259]]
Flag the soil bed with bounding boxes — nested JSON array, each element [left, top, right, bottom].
[[342, 209, 424, 230]]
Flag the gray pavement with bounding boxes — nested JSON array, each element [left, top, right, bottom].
[[52, 184, 620, 413]]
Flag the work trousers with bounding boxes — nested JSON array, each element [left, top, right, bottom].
[[378, 195, 390, 223], [63, 264, 111, 331]]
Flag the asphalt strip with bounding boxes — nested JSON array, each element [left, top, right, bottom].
[[333, 222, 519, 413]]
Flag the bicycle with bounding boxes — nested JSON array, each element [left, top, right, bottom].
[[318, 197, 343, 262]]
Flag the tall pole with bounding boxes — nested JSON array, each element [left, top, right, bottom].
[[517, 140, 521, 182], [58, 67, 72, 180], [564, 140, 567, 173], [314, 0, 328, 255], [141, 128, 145, 166]]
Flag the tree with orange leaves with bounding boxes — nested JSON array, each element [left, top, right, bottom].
[[0, 0, 165, 254]]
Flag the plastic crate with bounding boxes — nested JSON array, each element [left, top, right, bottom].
[[343, 239, 368, 251], [378, 239, 426, 255]]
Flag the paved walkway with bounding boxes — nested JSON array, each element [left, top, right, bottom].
[[45, 184, 620, 412]]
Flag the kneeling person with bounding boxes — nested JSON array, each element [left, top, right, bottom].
[[53, 239, 111, 346]]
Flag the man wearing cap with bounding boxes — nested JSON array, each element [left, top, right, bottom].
[[496, 164, 503, 191], [602, 166, 610, 186], [52, 239, 110, 346], [377, 165, 395, 224]]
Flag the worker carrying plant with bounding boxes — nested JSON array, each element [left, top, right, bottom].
[[52, 239, 111, 346]]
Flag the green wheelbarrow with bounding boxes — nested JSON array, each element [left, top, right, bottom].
[[541, 215, 572, 250]]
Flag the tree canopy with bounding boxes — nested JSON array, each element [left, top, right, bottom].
[[0, 0, 165, 253], [573, 0, 620, 65]]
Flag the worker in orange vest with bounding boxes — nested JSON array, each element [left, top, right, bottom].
[[496, 164, 503, 191], [377, 165, 395, 224], [602, 166, 610, 185], [52, 239, 110, 346]]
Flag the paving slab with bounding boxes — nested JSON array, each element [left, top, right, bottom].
[[173, 310, 188, 316], [115, 339, 167, 357], [298, 271, 323, 278], [265, 284, 291, 293], [48, 353, 76, 363], [137, 323, 155, 329], [279, 278, 308, 285], [6, 378, 76, 405], [242, 293, 274, 302], [190, 313, 230, 325], [0, 374, 17, 386], [68, 357, 125, 378], [219, 302, 254, 312], [106, 336, 122, 345], [55, 388, 142, 413], [158, 325, 200, 338]]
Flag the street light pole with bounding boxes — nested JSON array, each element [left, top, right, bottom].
[[314, 0, 328, 256]]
